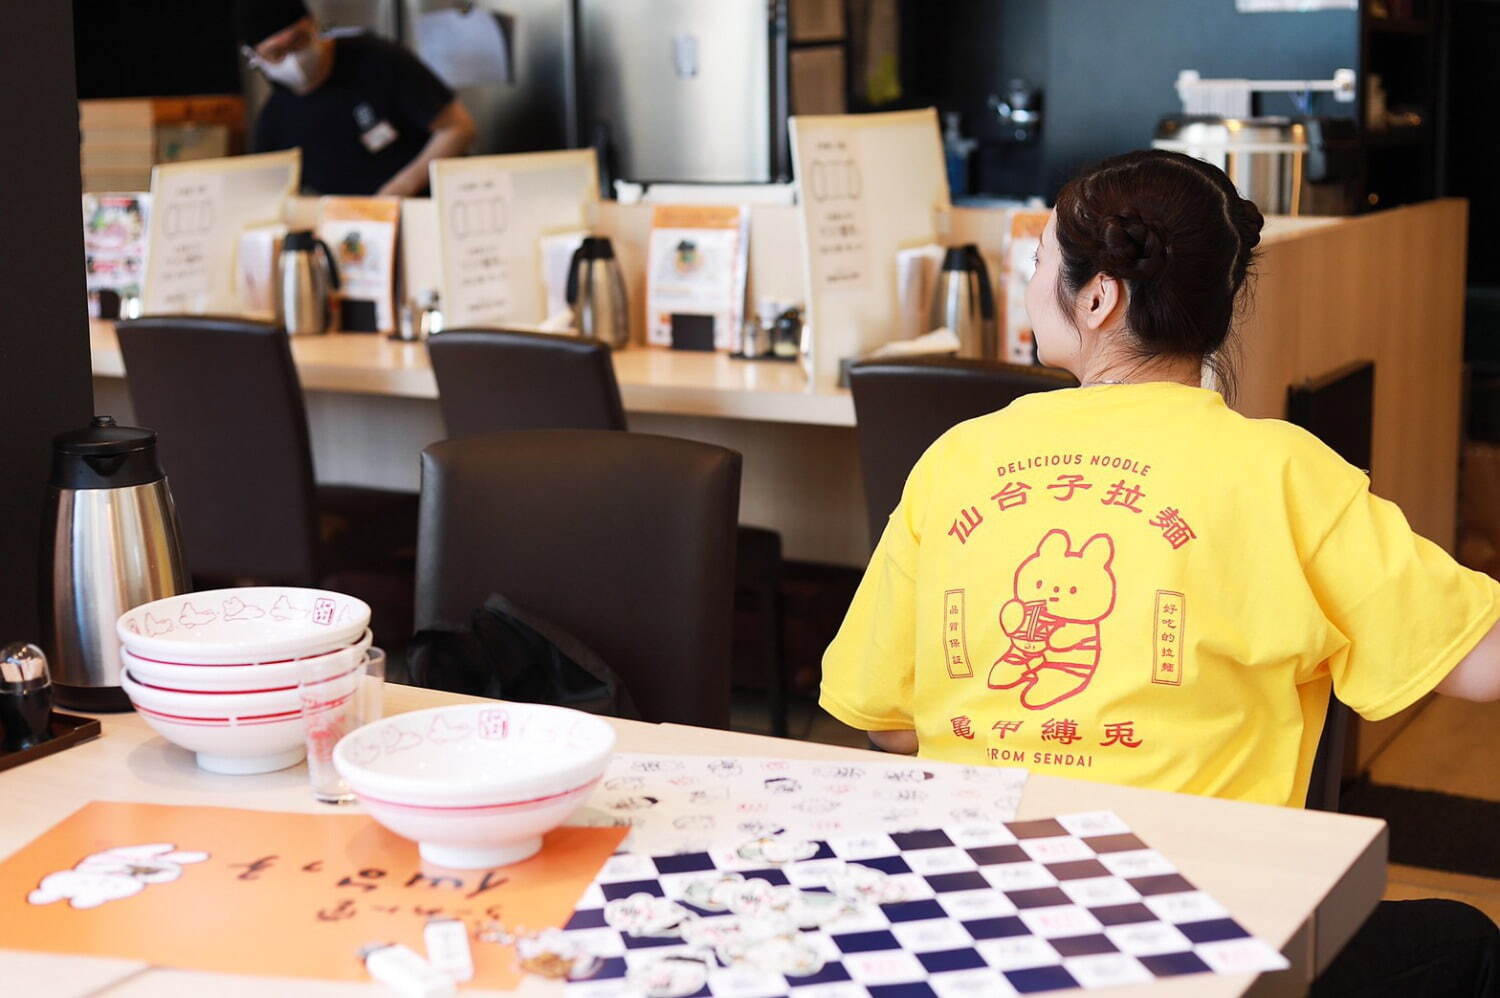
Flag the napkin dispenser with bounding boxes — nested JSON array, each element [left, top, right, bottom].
[[41, 417, 189, 711]]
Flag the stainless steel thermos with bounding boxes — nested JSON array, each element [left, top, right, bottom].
[[929, 244, 998, 360], [565, 236, 629, 348], [277, 229, 341, 335], [41, 416, 188, 711]]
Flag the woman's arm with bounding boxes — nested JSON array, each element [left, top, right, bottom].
[[868, 729, 919, 754], [1436, 619, 1500, 701]]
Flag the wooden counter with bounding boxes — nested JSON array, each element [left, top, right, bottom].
[[91, 199, 1468, 570]]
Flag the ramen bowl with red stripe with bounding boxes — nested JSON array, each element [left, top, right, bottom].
[[119, 629, 372, 692], [333, 703, 616, 869], [120, 666, 358, 775], [116, 587, 370, 665]]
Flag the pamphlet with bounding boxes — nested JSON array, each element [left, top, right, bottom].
[[645, 204, 750, 350]]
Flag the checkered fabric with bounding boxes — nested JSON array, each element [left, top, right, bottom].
[[560, 811, 1287, 997]]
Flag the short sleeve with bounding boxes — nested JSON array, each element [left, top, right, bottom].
[[388, 43, 455, 131], [1305, 483, 1500, 721], [819, 443, 930, 732], [819, 514, 919, 731]]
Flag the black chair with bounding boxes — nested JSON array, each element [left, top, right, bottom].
[[428, 328, 791, 735], [1287, 359, 1375, 812], [417, 430, 741, 729], [116, 316, 418, 645], [849, 357, 1076, 548]]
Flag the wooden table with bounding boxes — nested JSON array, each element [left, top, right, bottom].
[[1, 685, 1384, 997]]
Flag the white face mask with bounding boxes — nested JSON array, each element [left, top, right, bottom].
[[254, 43, 322, 95]]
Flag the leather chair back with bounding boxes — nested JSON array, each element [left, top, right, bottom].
[[428, 329, 627, 436], [1288, 360, 1375, 812], [849, 357, 1075, 548], [417, 430, 741, 728], [116, 316, 320, 585]]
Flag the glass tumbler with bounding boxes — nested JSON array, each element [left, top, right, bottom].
[[300, 646, 386, 804]]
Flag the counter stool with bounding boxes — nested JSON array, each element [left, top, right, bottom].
[[116, 316, 418, 648], [1288, 359, 1375, 812], [429, 329, 791, 735], [849, 357, 1076, 549], [417, 430, 741, 729]]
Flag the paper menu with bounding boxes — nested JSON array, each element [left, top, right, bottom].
[[140, 150, 301, 316], [1003, 209, 1050, 365], [570, 752, 1028, 855], [795, 129, 872, 292], [82, 193, 150, 302], [0, 802, 624, 989], [645, 204, 750, 350], [319, 196, 401, 332]]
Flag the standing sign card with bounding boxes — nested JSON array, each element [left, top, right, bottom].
[[645, 205, 750, 350], [0, 802, 624, 989], [141, 150, 300, 315], [790, 109, 950, 382], [319, 196, 401, 333], [431, 149, 598, 328]]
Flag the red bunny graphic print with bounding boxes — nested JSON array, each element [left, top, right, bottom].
[[988, 529, 1117, 710]]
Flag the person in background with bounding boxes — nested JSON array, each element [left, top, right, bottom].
[[236, 0, 475, 196], [820, 149, 1499, 995]]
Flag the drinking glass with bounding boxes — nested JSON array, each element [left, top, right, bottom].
[[300, 646, 385, 804]]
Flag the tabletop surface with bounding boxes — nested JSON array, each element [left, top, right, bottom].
[[0, 684, 1386, 997], [89, 321, 858, 427]]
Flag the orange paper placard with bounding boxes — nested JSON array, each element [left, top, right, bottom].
[[0, 802, 625, 988]]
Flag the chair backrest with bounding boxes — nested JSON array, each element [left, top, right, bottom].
[[428, 328, 627, 437], [849, 357, 1076, 547], [116, 316, 320, 585], [417, 430, 741, 728], [1287, 359, 1375, 811]]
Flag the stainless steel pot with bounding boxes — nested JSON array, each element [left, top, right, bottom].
[[277, 229, 341, 335], [1153, 116, 1309, 215]]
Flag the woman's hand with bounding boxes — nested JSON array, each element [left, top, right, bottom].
[[868, 729, 919, 755]]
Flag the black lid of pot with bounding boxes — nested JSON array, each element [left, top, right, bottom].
[[50, 416, 166, 490]]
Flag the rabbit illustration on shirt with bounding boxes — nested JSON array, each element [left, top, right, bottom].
[[989, 529, 1117, 710]]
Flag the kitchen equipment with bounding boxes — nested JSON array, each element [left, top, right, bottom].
[[565, 237, 629, 347], [987, 79, 1043, 144], [43, 416, 188, 712], [394, 289, 444, 341], [929, 245, 998, 360], [334, 702, 616, 868], [277, 229, 341, 335], [0, 643, 52, 751], [1153, 115, 1359, 216], [578, 0, 789, 183]]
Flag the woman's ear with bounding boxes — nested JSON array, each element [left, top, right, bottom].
[[1079, 273, 1125, 332]]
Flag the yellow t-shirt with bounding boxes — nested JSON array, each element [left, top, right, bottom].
[[821, 382, 1500, 808]]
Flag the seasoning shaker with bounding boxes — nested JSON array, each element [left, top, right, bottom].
[[0, 643, 53, 751]]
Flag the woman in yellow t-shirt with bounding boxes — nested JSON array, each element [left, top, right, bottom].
[[821, 150, 1499, 994]]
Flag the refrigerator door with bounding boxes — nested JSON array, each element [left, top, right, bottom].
[[579, 0, 776, 184]]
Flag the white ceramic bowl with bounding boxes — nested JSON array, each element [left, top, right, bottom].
[[120, 668, 357, 775], [333, 703, 616, 869], [117, 587, 370, 665], [120, 630, 372, 692]]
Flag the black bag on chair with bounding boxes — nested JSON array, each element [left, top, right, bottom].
[[408, 593, 640, 719]]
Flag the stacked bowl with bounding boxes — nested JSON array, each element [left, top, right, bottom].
[[115, 587, 371, 775]]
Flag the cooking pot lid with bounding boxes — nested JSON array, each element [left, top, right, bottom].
[[52, 415, 156, 457], [282, 230, 316, 251]]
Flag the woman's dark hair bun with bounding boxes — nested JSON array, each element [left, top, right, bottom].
[[1052, 149, 1264, 386], [1101, 211, 1169, 282]]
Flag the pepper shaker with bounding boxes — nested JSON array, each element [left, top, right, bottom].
[[0, 643, 53, 751]]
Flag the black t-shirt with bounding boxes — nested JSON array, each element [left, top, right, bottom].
[[252, 34, 453, 195]]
